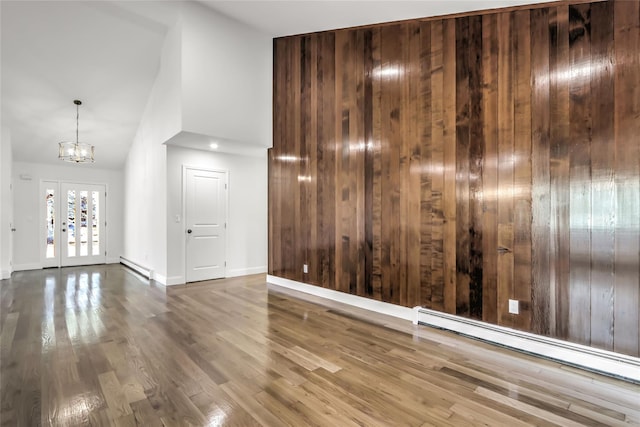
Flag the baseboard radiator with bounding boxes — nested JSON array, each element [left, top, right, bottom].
[[120, 257, 152, 280], [416, 307, 640, 384]]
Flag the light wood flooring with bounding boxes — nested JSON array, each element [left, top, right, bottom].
[[1, 264, 639, 426]]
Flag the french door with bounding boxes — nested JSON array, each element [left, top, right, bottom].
[[43, 181, 106, 267]]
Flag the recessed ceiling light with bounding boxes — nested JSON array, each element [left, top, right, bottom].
[[210, 142, 219, 149]]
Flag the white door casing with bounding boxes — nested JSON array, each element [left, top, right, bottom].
[[185, 168, 227, 282]]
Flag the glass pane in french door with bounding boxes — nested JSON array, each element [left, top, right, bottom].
[[92, 191, 100, 255], [45, 188, 55, 259], [67, 190, 76, 257], [80, 191, 89, 256]]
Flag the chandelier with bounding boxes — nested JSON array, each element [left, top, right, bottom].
[[59, 100, 94, 163]]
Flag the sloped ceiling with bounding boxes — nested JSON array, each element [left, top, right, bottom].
[[1, 0, 553, 169], [202, 0, 555, 37]]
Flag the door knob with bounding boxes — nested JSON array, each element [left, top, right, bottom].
[[187, 229, 192, 234]]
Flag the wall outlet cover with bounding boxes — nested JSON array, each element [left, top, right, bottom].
[[508, 299, 519, 315], [303, 264, 308, 274]]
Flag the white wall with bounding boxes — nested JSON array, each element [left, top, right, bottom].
[[0, 127, 13, 279], [166, 145, 267, 284], [180, 2, 272, 147], [121, 19, 182, 284], [123, 136, 167, 281], [11, 161, 123, 270], [123, 3, 271, 285]]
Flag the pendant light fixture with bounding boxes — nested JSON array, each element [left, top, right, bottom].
[[58, 99, 94, 163]]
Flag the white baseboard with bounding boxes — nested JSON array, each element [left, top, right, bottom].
[[266, 274, 640, 383], [107, 256, 120, 264], [1, 269, 12, 280], [13, 263, 42, 272], [150, 271, 167, 286], [165, 276, 185, 286], [266, 275, 415, 322], [120, 257, 151, 279], [417, 308, 640, 383], [164, 266, 266, 285], [227, 266, 267, 278]]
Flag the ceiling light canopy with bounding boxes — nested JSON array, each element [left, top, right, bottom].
[[59, 100, 94, 163]]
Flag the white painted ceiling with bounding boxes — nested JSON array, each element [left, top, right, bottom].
[[203, 0, 555, 37], [1, 0, 553, 170]]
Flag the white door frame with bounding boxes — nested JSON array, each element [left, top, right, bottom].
[[40, 179, 108, 268], [182, 165, 229, 282]]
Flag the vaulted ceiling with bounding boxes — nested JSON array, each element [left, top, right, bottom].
[[1, 0, 553, 169]]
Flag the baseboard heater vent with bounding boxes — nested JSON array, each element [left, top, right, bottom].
[[120, 257, 152, 280], [416, 307, 640, 384]]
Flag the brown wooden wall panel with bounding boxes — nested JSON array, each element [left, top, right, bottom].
[[589, 0, 615, 352], [613, 0, 640, 357], [481, 13, 499, 326], [531, 7, 551, 336], [269, 0, 640, 357], [568, 3, 593, 347]]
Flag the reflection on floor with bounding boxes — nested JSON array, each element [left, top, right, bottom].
[[1, 264, 638, 426]]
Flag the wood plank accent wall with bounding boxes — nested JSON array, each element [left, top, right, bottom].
[[269, 0, 640, 357]]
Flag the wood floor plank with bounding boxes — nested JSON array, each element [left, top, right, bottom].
[[1, 265, 638, 426]]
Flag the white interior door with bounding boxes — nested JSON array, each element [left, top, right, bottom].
[[185, 168, 227, 282], [52, 182, 106, 267]]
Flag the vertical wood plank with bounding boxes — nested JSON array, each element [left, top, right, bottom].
[[318, 32, 337, 290], [371, 28, 383, 301], [530, 7, 552, 336], [268, 148, 275, 275], [293, 36, 303, 283], [354, 29, 366, 298], [269, 39, 283, 277], [568, 3, 592, 346], [497, 11, 515, 328], [481, 13, 498, 325], [429, 20, 445, 312], [281, 37, 298, 280], [419, 21, 433, 309], [398, 23, 410, 307], [381, 25, 404, 305], [442, 19, 457, 315], [468, 15, 484, 321], [406, 22, 422, 308], [307, 35, 319, 287], [513, 9, 533, 331], [613, 0, 640, 356], [589, 0, 615, 352], [364, 29, 374, 298], [346, 29, 361, 297], [455, 16, 471, 317], [334, 29, 346, 293], [300, 35, 312, 286], [549, 6, 571, 340], [342, 29, 354, 295]]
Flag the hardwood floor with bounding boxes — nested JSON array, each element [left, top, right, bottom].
[[1, 265, 639, 426]]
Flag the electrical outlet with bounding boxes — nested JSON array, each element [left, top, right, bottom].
[[303, 264, 308, 274], [508, 299, 519, 315]]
